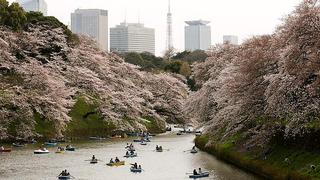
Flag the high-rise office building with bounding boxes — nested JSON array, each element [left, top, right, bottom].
[[110, 22, 155, 55], [71, 9, 108, 51], [185, 20, 211, 51], [17, 0, 48, 16], [223, 35, 239, 45]]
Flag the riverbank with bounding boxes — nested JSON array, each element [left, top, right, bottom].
[[195, 135, 318, 180]]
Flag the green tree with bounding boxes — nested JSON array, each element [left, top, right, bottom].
[[0, 0, 9, 24], [124, 52, 145, 66], [4, 2, 26, 31], [172, 50, 191, 60], [179, 62, 192, 77], [184, 50, 208, 63], [164, 60, 183, 74]]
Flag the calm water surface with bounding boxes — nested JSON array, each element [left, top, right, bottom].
[[0, 133, 261, 180]]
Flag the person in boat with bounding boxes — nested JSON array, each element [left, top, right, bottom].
[[92, 155, 96, 161], [126, 151, 129, 156], [130, 150, 134, 155], [198, 168, 202, 174], [133, 162, 138, 169], [110, 158, 114, 163], [138, 165, 142, 169], [192, 146, 196, 150], [131, 162, 138, 169], [156, 145, 159, 150], [59, 169, 68, 176], [159, 146, 163, 150], [115, 157, 120, 163], [193, 169, 198, 175]]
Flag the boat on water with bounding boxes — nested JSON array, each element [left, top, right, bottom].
[[89, 136, 106, 140], [191, 149, 198, 154], [140, 141, 147, 145], [34, 148, 50, 154], [156, 149, 163, 152], [57, 175, 71, 180], [0, 148, 12, 152], [55, 147, 65, 154], [106, 161, 125, 167], [12, 143, 25, 148], [65, 145, 75, 151], [124, 153, 137, 158], [130, 167, 142, 173], [189, 172, 210, 179], [90, 159, 98, 164], [44, 142, 57, 147]]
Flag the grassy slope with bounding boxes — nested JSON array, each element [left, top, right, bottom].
[[195, 135, 319, 180], [66, 95, 116, 137]]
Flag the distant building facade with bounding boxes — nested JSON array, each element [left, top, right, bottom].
[[17, 0, 48, 16], [71, 9, 108, 51], [110, 22, 155, 55], [223, 35, 238, 45], [185, 20, 211, 51]]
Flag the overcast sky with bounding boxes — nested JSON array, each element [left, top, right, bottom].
[[9, 0, 302, 55]]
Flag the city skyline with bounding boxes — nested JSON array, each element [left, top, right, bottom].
[[10, 0, 302, 55]]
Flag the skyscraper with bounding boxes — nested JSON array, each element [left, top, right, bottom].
[[110, 22, 155, 55], [71, 9, 108, 51], [17, 0, 47, 16], [223, 35, 239, 45], [166, 0, 173, 51], [185, 20, 211, 51]]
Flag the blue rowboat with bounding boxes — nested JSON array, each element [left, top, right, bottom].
[[124, 153, 137, 158], [12, 143, 25, 148], [44, 142, 57, 147], [189, 172, 209, 179], [58, 175, 71, 180], [130, 167, 142, 173]]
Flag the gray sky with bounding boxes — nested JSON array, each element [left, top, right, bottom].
[[9, 0, 302, 55]]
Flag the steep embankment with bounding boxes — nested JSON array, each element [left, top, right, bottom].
[[186, 1, 320, 179], [0, 25, 188, 141]]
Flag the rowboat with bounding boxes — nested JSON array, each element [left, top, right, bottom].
[[191, 149, 198, 154], [89, 137, 106, 140], [189, 172, 209, 179], [58, 175, 71, 179], [12, 143, 25, 147], [0, 148, 12, 152], [65, 147, 75, 151], [130, 167, 142, 173], [55, 150, 65, 154], [44, 142, 57, 147], [156, 149, 163, 152], [34, 149, 50, 154], [90, 159, 98, 164], [124, 153, 137, 158], [106, 161, 125, 166], [140, 142, 147, 145]]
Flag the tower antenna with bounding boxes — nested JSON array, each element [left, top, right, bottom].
[[166, 0, 173, 51]]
